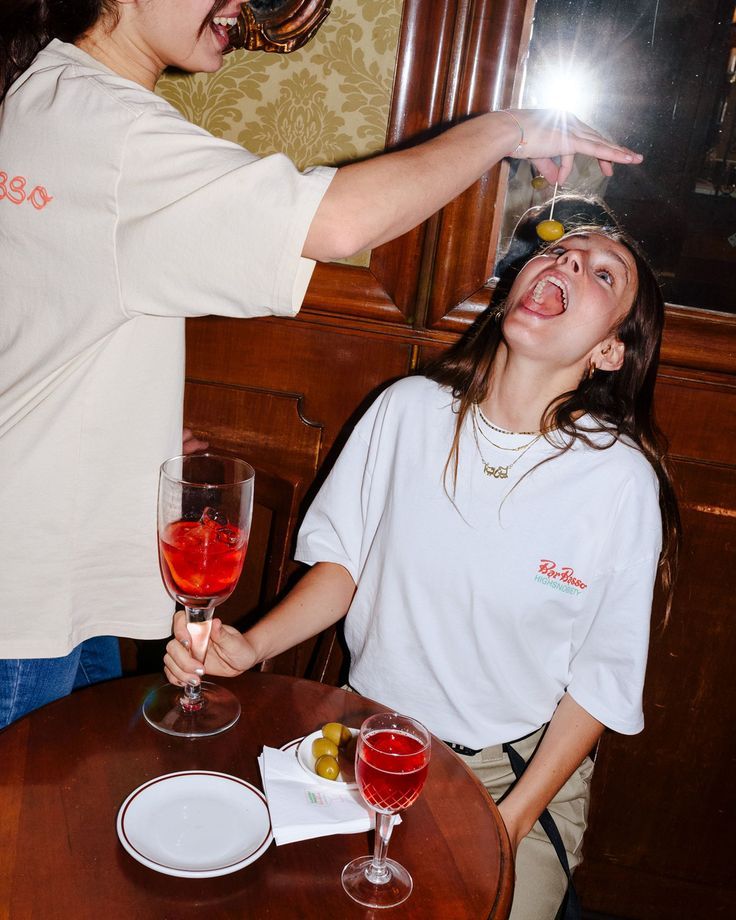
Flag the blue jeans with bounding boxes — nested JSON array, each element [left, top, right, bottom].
[[0, 636, 122, 730]]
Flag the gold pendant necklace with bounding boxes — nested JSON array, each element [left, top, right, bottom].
[[472, 411, 541, 479]]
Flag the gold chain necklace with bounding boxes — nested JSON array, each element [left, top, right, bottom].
[[473, 406, 539, 452], [471, 411, 542, 480], [476, 405, 538, 437]]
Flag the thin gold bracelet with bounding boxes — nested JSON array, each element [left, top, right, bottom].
[[498, 109, 525, 156]]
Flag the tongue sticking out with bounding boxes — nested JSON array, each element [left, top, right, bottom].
[[527, 278, 566, 317], [211, 21, 229, 47]]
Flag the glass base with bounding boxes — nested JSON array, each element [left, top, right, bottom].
[[142, 681, 240, 738], [341, 856, 413, 909]]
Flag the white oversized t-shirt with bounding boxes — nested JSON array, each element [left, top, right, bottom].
[[0, 41, 334, 657], [296, 377, 662, 747]]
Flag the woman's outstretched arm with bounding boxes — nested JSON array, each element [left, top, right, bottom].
[[303, 109, 643, 261]]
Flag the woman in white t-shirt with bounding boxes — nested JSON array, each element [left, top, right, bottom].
[[165, 223, 679, 919]]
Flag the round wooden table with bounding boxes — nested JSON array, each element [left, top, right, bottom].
[[0, 672, 513, 919]]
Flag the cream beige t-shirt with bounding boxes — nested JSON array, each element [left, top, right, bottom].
[[0, 40, 334, 657]]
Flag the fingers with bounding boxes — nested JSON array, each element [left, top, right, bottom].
[[582, 138, 642, 165], [556, 154, 575, 186], [530, 157, 562, 185], [182, 427, 209, 455], [164, 631, 204, 687], [509, 109, 643, 177], [172, 609, 189, 644]]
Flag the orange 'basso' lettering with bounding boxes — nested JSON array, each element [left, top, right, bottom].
[[0, 169, 53, 210], [28, 185, 54, 210]]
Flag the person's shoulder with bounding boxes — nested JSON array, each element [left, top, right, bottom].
[[370, 376, 455, 425], [357, 377, 451, 435], [382, 375, 452, 407], [571, 420, 659, 491], [34, 40, 179, 121]]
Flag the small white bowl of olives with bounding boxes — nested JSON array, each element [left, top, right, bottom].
[[295, 722, 359, 788]]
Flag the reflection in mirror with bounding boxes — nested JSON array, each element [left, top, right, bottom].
[[226, 0, 332, 54], [496, 0, 736, 313]]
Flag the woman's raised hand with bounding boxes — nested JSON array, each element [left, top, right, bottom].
[[164, 610, 257, 686], [502, 108, 643, 184]]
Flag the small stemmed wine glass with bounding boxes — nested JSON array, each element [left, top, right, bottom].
[[342, 712, 431, 908], [143, 454, 254, 738]]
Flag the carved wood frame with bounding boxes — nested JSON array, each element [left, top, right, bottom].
[[235, 0, 333, 53]]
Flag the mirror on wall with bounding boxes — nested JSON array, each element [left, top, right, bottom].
[[496, 0, 736, 313]]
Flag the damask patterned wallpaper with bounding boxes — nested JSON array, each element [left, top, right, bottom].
[[157, 1, 403, 265]]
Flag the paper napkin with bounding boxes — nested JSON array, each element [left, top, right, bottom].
[[258, 744, 375, 846]]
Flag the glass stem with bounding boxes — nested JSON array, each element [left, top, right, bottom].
[[181, 605, 214, 709], [365, 812, 397, 884]]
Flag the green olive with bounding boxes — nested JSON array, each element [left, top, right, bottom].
[[314, 754, 340, 780], [322, 721, 352, 747], [312, 737, 339, 760], [531, 175, 548, 190], [536, 219, 565, 241]]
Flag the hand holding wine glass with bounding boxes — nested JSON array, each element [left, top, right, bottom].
[[165, 611, 259, 681], [342, 712, 431, 909], [143, 453, 254, 738]]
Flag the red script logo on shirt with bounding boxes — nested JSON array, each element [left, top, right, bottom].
[[0, 171, 54, 210], [536, 559, 588, 591]]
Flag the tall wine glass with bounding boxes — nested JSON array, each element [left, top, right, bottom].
[[342, 712, 431, 908], [143, 454, 254, 738]]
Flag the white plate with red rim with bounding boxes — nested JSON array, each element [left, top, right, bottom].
[[281, 728, 359, 789], [117, 771, 272, 877]]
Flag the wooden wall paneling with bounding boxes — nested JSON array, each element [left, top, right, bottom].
[[185, 316, 416, 470], [365, 0, 461, 314], [661, 305, 736, 376], [184, 382, 322, 484], [425, 0, 535, 330], [655, 370, 736, 465], [576, 456, 736, 919]]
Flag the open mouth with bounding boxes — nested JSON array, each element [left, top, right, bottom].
[[523, 276, 568, 317], [211, 15, 240, 50]]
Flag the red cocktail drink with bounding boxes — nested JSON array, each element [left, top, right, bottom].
[[357, 729, 429, 814], [342, 712, 431, 908], [158, 517, 247, 606]]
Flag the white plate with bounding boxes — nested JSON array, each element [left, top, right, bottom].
[[117, 771, 273, 878], [293, 728, 359, 789]]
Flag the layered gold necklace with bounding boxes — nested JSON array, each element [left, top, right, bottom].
[[471, 405, 542, 479]]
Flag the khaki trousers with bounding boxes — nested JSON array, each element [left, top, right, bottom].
[[457, 727, 594, 920]]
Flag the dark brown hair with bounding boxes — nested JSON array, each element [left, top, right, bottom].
[[426, 226, 680, 618], [0, 0, 231, 102]]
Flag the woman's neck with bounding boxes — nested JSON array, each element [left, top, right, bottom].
[[76, 27, 161, 91], [480, 345, 580, 433]]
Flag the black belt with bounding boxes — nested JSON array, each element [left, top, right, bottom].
[[443, 726, 544, 758], [443, 740, 483, 756]]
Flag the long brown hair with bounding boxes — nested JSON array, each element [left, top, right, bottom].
[[426, 226, 680, 618], [0, 0, 231, 102]]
